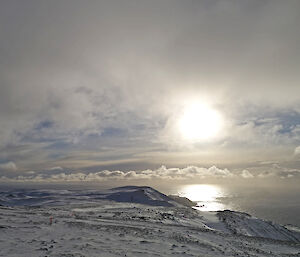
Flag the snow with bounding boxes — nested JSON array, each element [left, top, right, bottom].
[[0, 186, 299, 256]]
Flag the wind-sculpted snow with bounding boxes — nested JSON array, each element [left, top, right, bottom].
[[0, 186, 300, 256]]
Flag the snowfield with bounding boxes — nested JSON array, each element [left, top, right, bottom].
[[0, 186, 299, 257]]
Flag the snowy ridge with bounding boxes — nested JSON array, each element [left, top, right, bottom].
[[217, 210, 300, 242], [0, 186, 177, 207], [0, 186, 300, 256]]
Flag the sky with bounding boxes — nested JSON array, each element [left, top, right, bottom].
[[1, 0, 300, 184]]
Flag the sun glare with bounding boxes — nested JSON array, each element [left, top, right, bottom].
[[178, 103, 223, 141], [179, 184, 227, 211]]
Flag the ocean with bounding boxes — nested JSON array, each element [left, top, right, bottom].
[[162, 183, 300, 228]]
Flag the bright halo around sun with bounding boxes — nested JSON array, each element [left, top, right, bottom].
[[178, 103, 223, 141]]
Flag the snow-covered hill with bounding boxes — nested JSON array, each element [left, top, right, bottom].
[[0, 186, 299, 256], [105, 186, 175, 207], [0, 186, 177, 207]]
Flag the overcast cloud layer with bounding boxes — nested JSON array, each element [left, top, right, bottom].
[[1, 0, 300, 180]]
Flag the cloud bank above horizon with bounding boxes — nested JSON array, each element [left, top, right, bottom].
[[1, 0, 300, 179], [2, 164, 300, 184]]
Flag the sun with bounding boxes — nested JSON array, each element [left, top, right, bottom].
[[178, 103, 223, 141]]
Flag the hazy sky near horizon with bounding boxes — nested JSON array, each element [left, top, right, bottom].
[[1, 0, 300, 182]]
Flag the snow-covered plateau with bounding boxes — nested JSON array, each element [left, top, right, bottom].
[[0, 186, 299, 257]]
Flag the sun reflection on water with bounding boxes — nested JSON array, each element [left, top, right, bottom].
[[179, 184, 228, 211]]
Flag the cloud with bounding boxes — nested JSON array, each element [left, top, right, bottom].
[[294, 146, 300, 156], [49, 166, 64, 171], [0, 0, 300, 171], [257, 171, 275, 178], [0, 161, 17, 172], [0, 165, 235, 182], [2, 163, 300, 182], [241, 170, 254, 178]]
